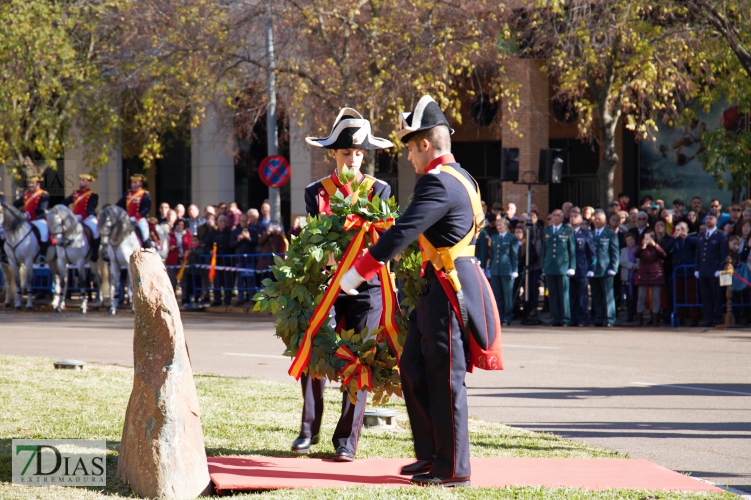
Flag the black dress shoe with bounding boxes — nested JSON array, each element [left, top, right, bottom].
[[604, 323, 614, 327], [291, 435, 319, 453], [334, 446, 354, 462], [400, 460, 433, 475], [550, 322, 563, 327], [411, 472, 471, 487]]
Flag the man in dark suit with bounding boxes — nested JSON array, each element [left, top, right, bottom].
[[340, 95, 502, 487], [591, 210, 620, 327], [569, 211, 595, 326], [542, 209, 576, 326], [628, 211, 650, 243], [695, 213, 728, 327]]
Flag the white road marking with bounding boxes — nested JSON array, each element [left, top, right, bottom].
[[223, 352, 288, 360], [632, 382, 751, 396], [504, 344, 561, 349]]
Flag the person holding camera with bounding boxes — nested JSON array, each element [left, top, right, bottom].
[[634, 230, 666, 326], [231, 213, 259, 304]]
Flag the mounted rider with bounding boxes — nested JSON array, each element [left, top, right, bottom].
[[60, 173, 101, 261], [13, 174, 50, 262], [116, 173, 155, 249]]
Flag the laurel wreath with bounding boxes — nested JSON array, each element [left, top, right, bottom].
[[253, 168, 424, 405]]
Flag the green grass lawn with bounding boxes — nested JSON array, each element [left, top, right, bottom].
[[0, 355, 734, 499]]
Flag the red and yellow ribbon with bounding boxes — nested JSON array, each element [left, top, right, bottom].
[[176, 252, 190, 282], [208, 243, 217, 284], [335, 346, 373, 390], [288, 214, 400, 380]]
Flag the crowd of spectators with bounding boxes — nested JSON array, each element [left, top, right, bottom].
[[476, 194, 751, 327], [156, 199, 303, 309]]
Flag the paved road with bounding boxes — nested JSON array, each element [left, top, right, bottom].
[[0, 310, 749, 492]]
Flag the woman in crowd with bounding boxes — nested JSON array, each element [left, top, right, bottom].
[[582, 206, 595, 227], [668, 221, 700, 326], [685, 211, 699, 233], [620, 233, 639, 323], [634, 230, 666, 326], [167, 218, 193, 295], [738, 220, 751, 262]]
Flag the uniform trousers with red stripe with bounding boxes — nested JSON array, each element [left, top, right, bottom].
[[298, 285, 382, 453], [400, 270, 470, 478]]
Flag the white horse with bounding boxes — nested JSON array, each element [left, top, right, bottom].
[[0, 201, 56, 310], [0, 216, 17, 307], [47, 205, 103, 314]]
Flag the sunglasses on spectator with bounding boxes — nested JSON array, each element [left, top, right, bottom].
[[731, 208, 741, 212]]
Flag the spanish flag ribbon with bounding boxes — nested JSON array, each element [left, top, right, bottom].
[[288, 214, 397, 380], [335, 346, 373, 390], [176, 252, 190, 282], [208, 243, 217, 284]]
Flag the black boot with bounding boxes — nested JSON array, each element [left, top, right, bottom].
[[38, 241, 50, 264], [90, 237, 100, 262]]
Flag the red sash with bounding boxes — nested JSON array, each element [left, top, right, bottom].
[[126, 189, 145, 219], [72, 189, 92, 218]]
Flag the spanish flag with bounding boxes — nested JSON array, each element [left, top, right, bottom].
[[208, 243, 217, 284], [176, 252, 190, 282]]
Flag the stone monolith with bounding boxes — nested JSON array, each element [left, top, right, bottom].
[[118, 249, 211, 498]]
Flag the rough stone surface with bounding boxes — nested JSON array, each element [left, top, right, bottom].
[[118, 249, 211, 499]]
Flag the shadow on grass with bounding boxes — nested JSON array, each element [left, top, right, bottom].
[[0, 438, 132, 497]]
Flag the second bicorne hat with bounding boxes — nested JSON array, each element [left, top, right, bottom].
[[397, 95, 455, 142], [306, 108, 394, 150]]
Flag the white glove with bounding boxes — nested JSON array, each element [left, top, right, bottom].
[[75, 214, 83, 222], [566, 269, 575, 277], [511, 272, 518, 279], [339, 268, 365, 295], [586, 271, 594, 278], [694, 271, 700, 279], [607, 270, 616, 276], [714, 271, 720, 278]]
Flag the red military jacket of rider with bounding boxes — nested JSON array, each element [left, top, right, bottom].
[[72, 188, 93, 218], [23, 188, 47, 220], [126, 189, 146, 220]]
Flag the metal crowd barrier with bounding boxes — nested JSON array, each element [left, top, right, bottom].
[[1, 253, 282, 308], [167, 253, 281, 309], [671, 264, 750, 327]]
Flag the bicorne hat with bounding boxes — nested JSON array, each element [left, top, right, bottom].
[[27, 175, 43, 183], [79, 173, 94, 181], [305, 108, 393, 150], [397, 95, 455, 142], [130, 173, 146, 182]]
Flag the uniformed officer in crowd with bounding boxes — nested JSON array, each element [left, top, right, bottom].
[[294, 107, 393, 462], [542, 209, 576, 326], [13, 174, 51, 262], [484, 217, 518, 325], [116, 173, 154, 249], [340, 95, 502, 487], [590, 210, 620, 327], [694, 213, 728, 327], [569, 211, 595, 326], [60, 173, 100, 261]]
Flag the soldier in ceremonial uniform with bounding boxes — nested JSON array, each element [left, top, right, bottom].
[[13, 175, 50, 262], [482, 217, 518, 325], [292, 108, 393, 462], [695, 213, 728, 327], [590, 210, 620, 327], [116, 174, 155, 249], [60, 174, 100, 261], [569, 211, 595, 326], [340, 96, 503, 487], [542, 209, 576, 326]]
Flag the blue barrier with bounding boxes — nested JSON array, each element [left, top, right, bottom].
[[1, 253, 282, 307], [671, 264, 750, 327]]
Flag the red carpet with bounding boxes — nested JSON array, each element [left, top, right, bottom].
[[207, 456, 721, 493]]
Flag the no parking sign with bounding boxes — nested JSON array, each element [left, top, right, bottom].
[[259, 156, 290, 188]]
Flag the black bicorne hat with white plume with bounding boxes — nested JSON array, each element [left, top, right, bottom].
[[306, 108, 394, 150], [397, 95, 455, 142]]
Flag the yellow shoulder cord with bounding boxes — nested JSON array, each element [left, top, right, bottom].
[[321, 178, 337, 196], [418, 165, 484, 292]]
